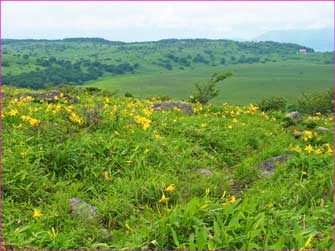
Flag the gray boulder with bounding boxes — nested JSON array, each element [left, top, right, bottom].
[[153, 102, 194, 115], [257, 154, 292, 177], [14, 90, 78, 103], [317, 127, 332, 134], [197, 168, 213, 176], [69, 197, 97, 221], [285, 111, 301, 120]]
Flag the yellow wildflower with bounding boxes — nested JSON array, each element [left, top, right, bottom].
[[159, 193, 168, 204], [201, 123, 207, 128], [304, 144, 313, 153], [299, 235, 313, 250], [33, 208, 43, 218], [232, 118, 238, 123], [291, 146, 302, 153], [69, 112, 83, 125], [20, 115, 31, 121], [227, 125, 233, 129], [315, 149, 323, 155], [7, 109, 19, 116], [223, 196, 236, 206], [164, 184, 175, 193], [155, 134, 161, 141], [29, 118, 40, 127], [103, 171, 112, 181], [303, 131, 313, 141]]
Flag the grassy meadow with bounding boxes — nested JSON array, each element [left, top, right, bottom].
[[2, 85, 334, 250], [86, 62, 333, 104]]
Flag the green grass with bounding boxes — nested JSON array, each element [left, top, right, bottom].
[[2, 85, 334, 250], [86, 62, 334, 105]]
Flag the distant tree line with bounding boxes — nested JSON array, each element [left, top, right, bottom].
[[3, 57, 139, 89]]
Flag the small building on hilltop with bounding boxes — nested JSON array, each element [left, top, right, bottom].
[[299, 48, 307, 54]]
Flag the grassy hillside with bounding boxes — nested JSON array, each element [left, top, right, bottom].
[[2, 38, 333, 91], [2, 86, 334, 250]]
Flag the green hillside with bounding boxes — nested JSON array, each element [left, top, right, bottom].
[[2, 38, 333, 104]]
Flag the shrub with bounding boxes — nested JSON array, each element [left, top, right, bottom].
[[258, 97, 287, 111], [124, 92, 134, 98], [294, 89, 334, 114], [189, 72, 233, 105]]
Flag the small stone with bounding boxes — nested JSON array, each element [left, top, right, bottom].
[[197, 168, 213, 176], [69, 197, 97, 222], [14, 91, 78, 103], [285, 111, 301, 120], [99, 228, 111, 240], [317, 127, 331, 134], [257, 154, 292, 177], [153, 102, 194, 115]]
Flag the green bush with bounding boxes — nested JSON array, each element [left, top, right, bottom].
[[258, 97, 287, 111], [190, 72, 233, 105], [294, 89, 334, 114], [124, 92, 134, 98]]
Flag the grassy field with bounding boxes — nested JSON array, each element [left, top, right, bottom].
[[2, 85, 334, 250], [86, 62, 334, 105]]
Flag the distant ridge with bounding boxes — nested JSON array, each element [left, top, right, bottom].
[[2, 37, 313, 50], [254, 27, 334, 52]]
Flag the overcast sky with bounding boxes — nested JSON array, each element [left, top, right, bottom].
[[2, 1, 333, 41]]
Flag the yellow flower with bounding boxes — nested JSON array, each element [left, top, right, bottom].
[[291, 146, 302, 153], [104, 97, 110, 104], [69, 112, 83, 125], [304, 144, 313, 153], [303, 131, 313, 141], [103, 171, 112, 181], [33, 208, 43, 218], [223, 196, 236, 206], [227, 125, 233, 129], [232, 118, 238, 123], [29, 118, 40, 127], [155, 134, 161, 141], [299, 235, 313, 250], [201, 123, 207, 128], [315, 149, 323, 155], [164, 184, 175, 193], [134, 115, 151, 130], [7, 109, 19, 116], [159, 193, 168, 204]]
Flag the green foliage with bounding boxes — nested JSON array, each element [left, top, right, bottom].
[[293, 89, 334, 115], [258, 97, 287, 111], [124, 91, 134, 98], [190, 72, 233, 105]]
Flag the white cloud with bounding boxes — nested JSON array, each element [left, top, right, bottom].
[[2, 1, 333, 41]]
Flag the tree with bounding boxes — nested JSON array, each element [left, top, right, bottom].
[[189, 72, 233, 105]]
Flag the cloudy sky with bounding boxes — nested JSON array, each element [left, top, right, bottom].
[[2, 1, 333, 41]]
